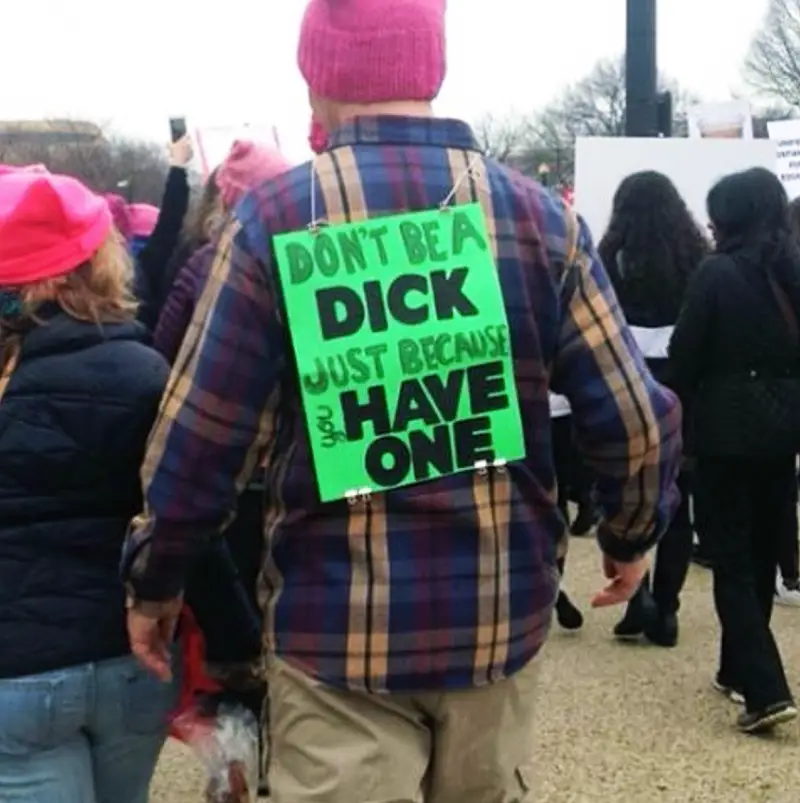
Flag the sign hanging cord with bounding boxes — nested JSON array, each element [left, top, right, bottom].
[[440, 155, 481, 210]]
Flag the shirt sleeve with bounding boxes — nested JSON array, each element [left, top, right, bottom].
[[550, 210, 683, 562], [136, 167, 191, 330], [152, 246, 213, 365], [122, 217, 285, 601]]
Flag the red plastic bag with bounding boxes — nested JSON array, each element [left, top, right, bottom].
[[170, 606, 221, 741]]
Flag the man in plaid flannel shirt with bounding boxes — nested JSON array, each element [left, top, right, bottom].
[[122, 1, 682, 800]]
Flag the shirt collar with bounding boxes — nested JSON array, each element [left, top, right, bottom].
[[326, 116, 482, 152]]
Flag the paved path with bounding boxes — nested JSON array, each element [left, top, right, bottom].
[[151, 538, 800, 802]]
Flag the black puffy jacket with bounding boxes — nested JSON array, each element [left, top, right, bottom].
[[0, 310, 168, 679]]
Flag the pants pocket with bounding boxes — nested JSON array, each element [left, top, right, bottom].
[[122, 661, 179, 736], [0, 675, 59, 756]]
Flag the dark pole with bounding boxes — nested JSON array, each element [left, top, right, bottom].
[[625, 0, 658, 137]]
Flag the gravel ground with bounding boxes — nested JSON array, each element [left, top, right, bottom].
[[150, 537, 800, 802]]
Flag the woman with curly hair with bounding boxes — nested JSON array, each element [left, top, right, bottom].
[[598, 170, 710, 647]]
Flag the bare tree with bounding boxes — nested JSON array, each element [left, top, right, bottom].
[[0, 120, 170, 204], [751, 105, 796, 137], [517, 58, 696, 183], [745, 0, 800, 107], [472, 113, 532, 163], [553, 58, 628, 138]]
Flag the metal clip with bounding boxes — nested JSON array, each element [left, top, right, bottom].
[[345, 490, 359, 506], [493, 458, 508, 474], [474, 459, 489, 477], [358, 487, 373, 505]]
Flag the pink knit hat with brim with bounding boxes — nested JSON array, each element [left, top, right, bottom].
[[0, 172, 112, 287], [128, 203, 159, 238], [298, 0, 447, 104], [215, 140, 293, 208]]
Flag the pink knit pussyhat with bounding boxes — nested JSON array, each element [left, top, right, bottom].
[[297, 0, 447, 104], [309, 116, 328, 154], [128, 203, 159, 238], [215, 140, 293, 208], [104, 193, 132, 240]]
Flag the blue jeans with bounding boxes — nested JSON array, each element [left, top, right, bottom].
[[0, 654, 179, 803]]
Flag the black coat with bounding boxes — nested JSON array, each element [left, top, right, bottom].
[[134, 166, 190, 330], [0, 311, 168, 679], [670, 250, 800, 457]]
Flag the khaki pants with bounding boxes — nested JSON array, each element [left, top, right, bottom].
[[267, 656, 539, 803]]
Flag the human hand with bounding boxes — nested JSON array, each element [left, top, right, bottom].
[[127, 596, 183, 680], [169, 135, 194, 168], [591, 554, 649, 608]]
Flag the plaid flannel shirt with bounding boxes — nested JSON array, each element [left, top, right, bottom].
[[122, 116, 682, 693]]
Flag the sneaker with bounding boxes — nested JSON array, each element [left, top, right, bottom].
[[713, 678, 745, 706], [570, 504, 600, 537], [644, 612, 679, 647], [775, 577, 800, 608], [613, 585, 656, 641], [555, 591, 584, 631], [737, 701, 797, 734]]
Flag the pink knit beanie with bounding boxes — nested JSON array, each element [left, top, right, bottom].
[[215, 140, 292, 208], [128, 203, 159, 238], [297, 0, 447, 104], [0, 172, 112, 286], [105, 193, 131, 240]]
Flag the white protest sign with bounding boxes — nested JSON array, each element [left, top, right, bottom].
[[194, 123, 282, 178], [767, 118, 800, 200], [688, 100, 754, 140], [575, 137, 778, 240]]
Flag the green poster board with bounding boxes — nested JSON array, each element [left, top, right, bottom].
[[273, 202, 526, 502]]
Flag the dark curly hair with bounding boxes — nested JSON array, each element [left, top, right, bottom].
[[598, 171, 710, 325], [708, 167, 800, 311]]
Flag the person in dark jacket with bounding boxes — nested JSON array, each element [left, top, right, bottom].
[[671, 167, 799, 733], [599, 171, 710, 647], [0, 168, 175, 800], [154, 140, 292, 363], [156, 166, 223, 315], [155, 141, 293, 797], [549, 391, 584, 631], [106, 135, 193, 331], [771, 196, 800, 608]]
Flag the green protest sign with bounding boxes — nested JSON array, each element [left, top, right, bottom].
[[273, 202, 526, 502]]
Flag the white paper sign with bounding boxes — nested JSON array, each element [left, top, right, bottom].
[[194, 123, 282, 178], [688, 100, 753, 140], [575, 137, 778, 240], [767, 118, 800, 200]]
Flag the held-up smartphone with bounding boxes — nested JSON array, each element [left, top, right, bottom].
[[169, 116, 187, 143]]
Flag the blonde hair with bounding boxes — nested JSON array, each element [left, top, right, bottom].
[[0, 231, 138, 377], [184, 168, 225, 248]]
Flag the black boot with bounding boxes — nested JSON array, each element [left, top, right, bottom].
[[556, 590, 584, 631], [570, 502, 600, 537], [613, 581, 656, 641], [645, 610, 679, 647]]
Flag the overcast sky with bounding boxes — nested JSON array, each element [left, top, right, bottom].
[[2, 0, 769, 164]]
